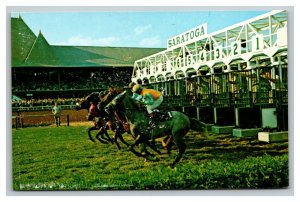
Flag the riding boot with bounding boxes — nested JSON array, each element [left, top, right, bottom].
[[148, 113, 156, 145], [148, 117, 156, 134], [148, 113, 154, 126]]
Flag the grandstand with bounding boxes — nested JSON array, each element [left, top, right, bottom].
[[11, 16, 164, 101]]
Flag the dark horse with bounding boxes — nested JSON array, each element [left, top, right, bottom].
[[105, 90, 205, 168], [75, 91, 129, 149]]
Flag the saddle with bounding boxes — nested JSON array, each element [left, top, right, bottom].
[[151, 109, 173, 123]]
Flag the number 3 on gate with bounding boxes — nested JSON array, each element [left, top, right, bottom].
[[231, 40, 241, 56], [214, 46, 223, 60]]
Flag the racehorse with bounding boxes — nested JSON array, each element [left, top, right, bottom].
[[105, 90, 205, 168], [75, 91, 163, 155], [75, 92, 114, 144]]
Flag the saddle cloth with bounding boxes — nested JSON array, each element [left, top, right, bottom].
[[152, 110, 173, 122]]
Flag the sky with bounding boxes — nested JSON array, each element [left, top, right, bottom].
[[11, 10, 269, 48]]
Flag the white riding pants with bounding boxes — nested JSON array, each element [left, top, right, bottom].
[[146, 95, 163, 113]]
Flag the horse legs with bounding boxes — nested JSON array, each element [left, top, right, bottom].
[[100, 129, 113, 143], [114, 130, 130, 150], [128, 135, 141, 152], [170, 136, 187, 168], [95, 127, 109, 144], [145, 141, 161, 155], [116, 130, 130, 147], [128, 135, 148, 158], [112, 130, 122, 150], [112, 129, 130, 150], [132, 137, 159, 160], [88, 127, 97, 142], [165, 136, 174, 154], [127, 135, 158, 161], [140, 142, 160, 161]]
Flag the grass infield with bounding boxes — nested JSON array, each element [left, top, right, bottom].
[[12, 125, 288, 190]]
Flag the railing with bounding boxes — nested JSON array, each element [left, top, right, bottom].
[[12, 113, 70, 129], [12, 105, 76, 112], [159, 89, 284, 110]]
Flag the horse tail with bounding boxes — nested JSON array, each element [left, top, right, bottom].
[[189, 118, 205, 132]]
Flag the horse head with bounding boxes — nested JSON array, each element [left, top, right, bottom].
[[75, 92, 101, 111], [75, 99, 88, 111]]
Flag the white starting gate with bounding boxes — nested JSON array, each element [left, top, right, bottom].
[[132, 10, 287, 83], [132, 10, 288, 131]]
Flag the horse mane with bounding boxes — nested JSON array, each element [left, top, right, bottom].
[[84, 92, 100, 102], [98, 89, 124, 110]]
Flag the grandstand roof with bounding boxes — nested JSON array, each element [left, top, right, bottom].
[[11, 16, 37, 66], [51, 46, 164, 68], [11, 16, 165, 68]]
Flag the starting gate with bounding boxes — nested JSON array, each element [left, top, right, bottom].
[[132, 10, 288, 131]]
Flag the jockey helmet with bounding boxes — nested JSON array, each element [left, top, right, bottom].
[[128, 82, 136, 89], [132, 84, 142, 93]]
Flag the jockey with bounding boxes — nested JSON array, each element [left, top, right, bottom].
[[131, 84, 163, 146], [131, 84, 163, 118]]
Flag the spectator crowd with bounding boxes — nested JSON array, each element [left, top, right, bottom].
[[12, 97, 84, 108], [12, 69, 132, 92], [11, 68, 132, 109]]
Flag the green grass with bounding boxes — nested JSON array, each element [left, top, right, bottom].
[[12, 126, 289, 190]]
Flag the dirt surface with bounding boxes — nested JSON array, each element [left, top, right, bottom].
[[12, 109, 91, 127]]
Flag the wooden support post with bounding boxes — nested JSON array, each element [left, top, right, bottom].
[[67, 114, 70, 127], [21, 116, 24, 128], [15, 117, 18, 129]]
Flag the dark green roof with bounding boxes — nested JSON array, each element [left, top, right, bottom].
[[11, 17, 165, 68], [23, 32, 60, 67], [11, 16, 37, 66], [51, 46, 164, 67]]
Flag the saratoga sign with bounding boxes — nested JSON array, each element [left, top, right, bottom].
[[167, 23, 208, 49]]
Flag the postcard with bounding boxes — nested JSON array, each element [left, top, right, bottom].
[[11, 10, 289, 191]]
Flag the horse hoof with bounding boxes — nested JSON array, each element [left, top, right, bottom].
[[168, 164, 177, 170]]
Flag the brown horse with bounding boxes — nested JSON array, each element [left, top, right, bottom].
[[75, 92, 129, 149]]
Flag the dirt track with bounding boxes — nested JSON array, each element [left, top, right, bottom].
[[12, 109, 91, 127]]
